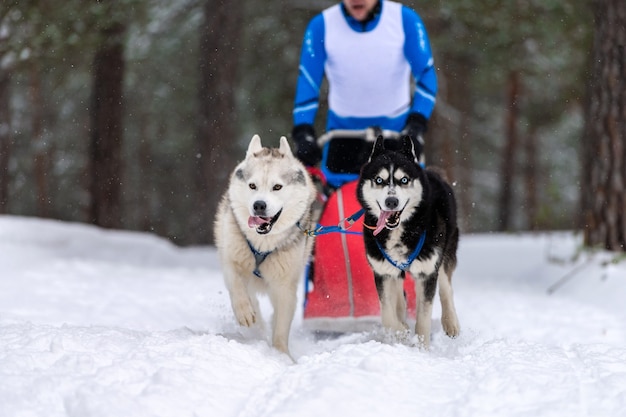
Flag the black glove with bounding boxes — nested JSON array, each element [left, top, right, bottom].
[[291, 124, 321, 167], [401, 113, 427, 161]]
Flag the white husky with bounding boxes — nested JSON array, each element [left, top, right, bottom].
[[214, 134, 316, 359]]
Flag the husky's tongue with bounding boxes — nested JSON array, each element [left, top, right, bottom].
[[374, 210, 393, 236], [248, 216, 270, 228]]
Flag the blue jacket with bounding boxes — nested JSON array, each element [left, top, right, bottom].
[[293, 0, 437, 132]]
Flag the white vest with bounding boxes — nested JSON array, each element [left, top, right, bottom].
[[323, 1, 411, 118]]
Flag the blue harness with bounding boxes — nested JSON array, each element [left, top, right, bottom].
[[300, 208, 365, 236], [247, 221, 310, 279], [375, 232, 426, 271], [246, 240, 272, 279]]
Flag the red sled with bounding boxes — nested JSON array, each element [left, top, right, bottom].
[[303, 130, 416, 333]]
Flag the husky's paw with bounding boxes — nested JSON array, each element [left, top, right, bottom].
[[391, 328, 412, 344], [381, 313, 409, 333], [232, 300, 256, 327], [273, 341, 291, 357], [442, 315, 460, 338], [414, 333, 431, 350], [378, 325, 411, 345]]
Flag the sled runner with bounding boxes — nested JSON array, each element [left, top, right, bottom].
[[303, 129, 417, 333]]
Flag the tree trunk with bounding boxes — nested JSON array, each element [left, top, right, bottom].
[[138, 111, 152, 232], [448, 54, 474, 233], [583, 0, 626, 251], [498, 70, 521, 231], [524, 127, 538, 230], [29, 63, 50, 217], [192, 0, 242, 244], [430, 53, 474, 232], [89, 23, 126, 229], [0, 70, 11, 213]]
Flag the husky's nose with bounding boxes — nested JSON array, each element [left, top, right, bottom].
[[385, 197, 399, 210], [253, 200, 267, 214]]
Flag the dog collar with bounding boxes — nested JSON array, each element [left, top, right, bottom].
[[375, 232, 426, 271]]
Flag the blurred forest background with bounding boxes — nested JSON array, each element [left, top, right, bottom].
[[0, 0, 619, 246]]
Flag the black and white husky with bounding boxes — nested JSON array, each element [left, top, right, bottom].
[[357, 135, 460, 347], [214, 135, 316, 359]]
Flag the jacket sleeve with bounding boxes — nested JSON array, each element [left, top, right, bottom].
[[293, 14, 326, 127], [402, 6, 437, 119]]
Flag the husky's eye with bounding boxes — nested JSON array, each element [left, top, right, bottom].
[[273, 184, 283, 191], [374, 176, 384, 185], [249, 183, 256, 190], [399, 177, 409, 185]]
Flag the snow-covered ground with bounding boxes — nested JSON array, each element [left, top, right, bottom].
[[1, 215, 625, 417]]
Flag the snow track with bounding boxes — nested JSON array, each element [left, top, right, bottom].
[[1, 217, 626, 417]]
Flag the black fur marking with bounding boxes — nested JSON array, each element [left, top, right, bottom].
[[374, 272, 406, 301], [374, 273, 384, 301], [286, 169, 307, 185], [422, 273, 438, 302]]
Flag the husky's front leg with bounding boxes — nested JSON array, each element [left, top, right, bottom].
[[268, 276, 298, 357], [415, 273, 437, 348], [224, 266, 258, 327], [438, 268, 460, 338], [376, 273, 409, 332]]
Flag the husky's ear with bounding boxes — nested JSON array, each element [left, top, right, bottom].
[[246, 134, 263, 158], [279, 136, 294, 158], [401, 135, 418, 162], [368, 135, 385, 162]]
